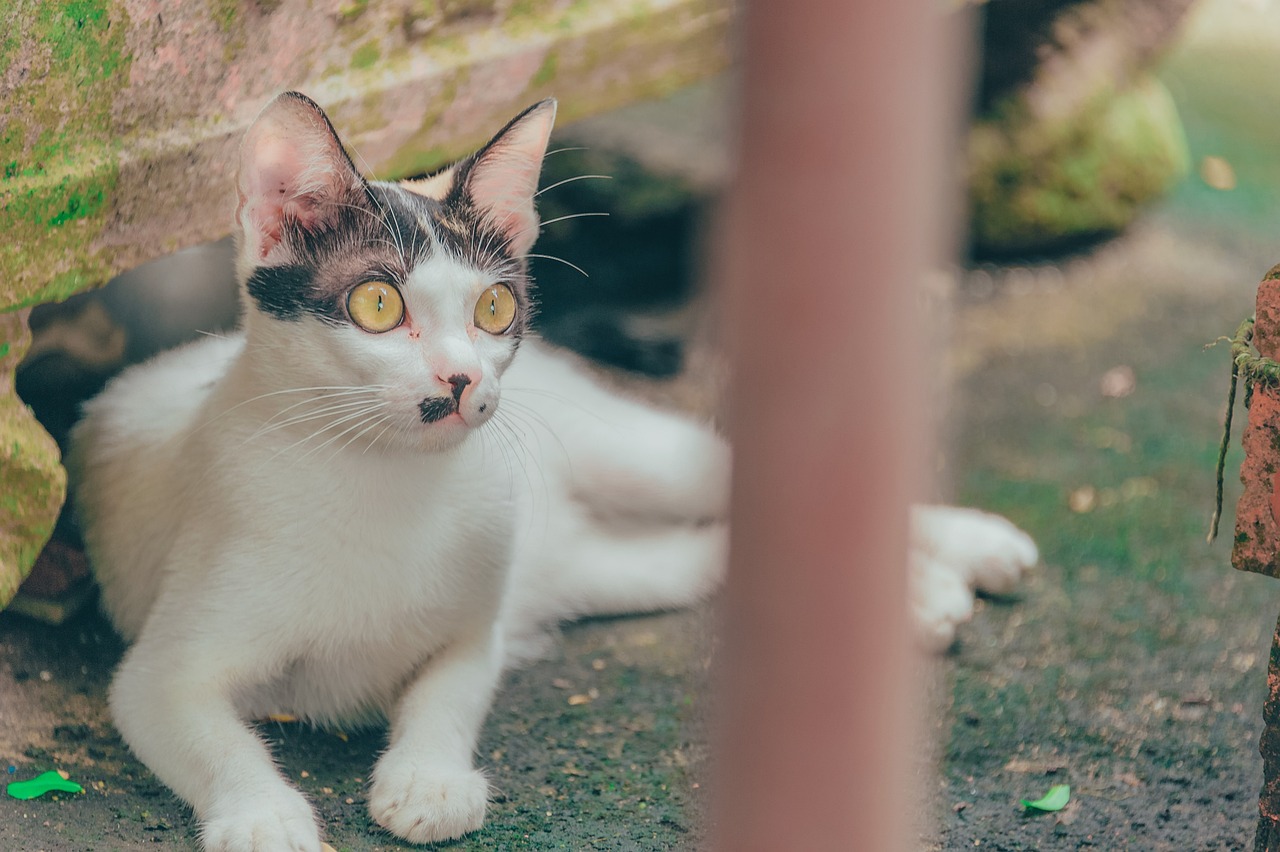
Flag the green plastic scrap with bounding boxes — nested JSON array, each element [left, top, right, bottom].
[[1021, 783, 1070, 812], [6, 770, 84, 800]]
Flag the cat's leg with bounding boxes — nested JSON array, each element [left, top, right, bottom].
[[563, 409, 731, 525], [110, 633, 320, 852], [368, 623, 503, 844], [504, 344, 731, 524], [505, 513, 727, 657]]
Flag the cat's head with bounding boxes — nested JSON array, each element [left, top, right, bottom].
[[234, 91, 555, 452]]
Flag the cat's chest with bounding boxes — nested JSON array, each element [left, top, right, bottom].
[[219, 440, 514, 635]]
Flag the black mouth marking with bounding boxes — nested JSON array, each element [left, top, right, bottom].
[[419, 396, 458, 424]]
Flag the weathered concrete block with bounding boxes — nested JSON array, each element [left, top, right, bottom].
[[0, 309, 65, 609]]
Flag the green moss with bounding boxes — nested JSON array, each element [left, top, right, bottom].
[[350, 41, 380, 70], [0, 1, 129, 309], [969, 76, 1190, 256], [0, 393, 65, 609], [337, 0, 369, 20], [380, 146, 448, 182], [533, 51, 558, 87]]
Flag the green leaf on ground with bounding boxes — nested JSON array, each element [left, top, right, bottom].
[[6, 769, 84, 800], [1021, 783, 1070, 812]]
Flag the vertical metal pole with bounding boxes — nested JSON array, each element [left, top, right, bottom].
[[713, 1, 959, 849]]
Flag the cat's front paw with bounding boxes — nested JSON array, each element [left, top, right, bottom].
[[369, 754, 489, 843], [201, 787, 320, 852]]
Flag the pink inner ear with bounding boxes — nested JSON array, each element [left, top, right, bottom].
[[467, 102, 555, 257], [237, 96, 358, 260], [470, 151, 541, 254]]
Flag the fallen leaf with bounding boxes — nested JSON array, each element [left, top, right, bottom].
[[1021, 783, 1070, 812], [7, 770, 84, 800], [1004, 759, 1066, 774], [1200, 155, 1237, 191], [1100, 366, 1136, 398], [1069, 486, 1096, 514], [1117, 771, 1144, 788], [568, 694, 593, 706]]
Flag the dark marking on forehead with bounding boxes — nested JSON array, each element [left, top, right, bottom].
[[245, 171, 535, 341], [246, 183, 433, 323], [245, 265, 330, 322]]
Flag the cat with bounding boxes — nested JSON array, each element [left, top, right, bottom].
[[69, 91, 1036, 850], [69, 91, 731, 850]]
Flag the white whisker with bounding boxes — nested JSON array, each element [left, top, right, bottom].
[[534, 174, 611, 198], [525, 253, 589, 278]]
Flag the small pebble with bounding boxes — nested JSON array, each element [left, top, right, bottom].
[[299, 770, 309, 779], [38, 671, 51, 682]]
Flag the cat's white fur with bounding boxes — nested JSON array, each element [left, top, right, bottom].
[[70, 93, 1036, 850], [72, 324, 728, 849]]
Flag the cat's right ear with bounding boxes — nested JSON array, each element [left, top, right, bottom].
[[237, 92, 366, 263]]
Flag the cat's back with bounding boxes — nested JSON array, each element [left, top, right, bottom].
[[75, 332, 245, 450], [69, 332, 244, 640]]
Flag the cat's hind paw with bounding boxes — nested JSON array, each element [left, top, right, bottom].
[[913, 505, 1038, 596], [369, 757, 489, 844], [908, 505, 1039, 651], [909, 553, 975, 652], [201, 787, 321, 852]]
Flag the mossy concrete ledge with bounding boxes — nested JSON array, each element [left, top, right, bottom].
[[0, 310, 65, 610], [0, 0, 731, 606]]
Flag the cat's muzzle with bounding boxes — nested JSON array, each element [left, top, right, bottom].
[[418, 396, 458, 424]]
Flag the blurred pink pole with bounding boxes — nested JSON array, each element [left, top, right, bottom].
[[714, 0, 960, 849]]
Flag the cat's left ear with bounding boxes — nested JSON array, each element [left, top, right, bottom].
[[461, 99, 557, 257]]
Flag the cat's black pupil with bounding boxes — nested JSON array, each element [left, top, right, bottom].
[[377, 294, 384, 311], [488, 299, 495, 315]]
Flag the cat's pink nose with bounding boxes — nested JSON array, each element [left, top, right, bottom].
[[446, 373, 472, 403]]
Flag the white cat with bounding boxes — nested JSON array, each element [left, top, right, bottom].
[[69, 92, 1035, 850]]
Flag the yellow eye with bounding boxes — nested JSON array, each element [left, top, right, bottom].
[[347, 281, 404, 333], [474, 283, 517, 334]]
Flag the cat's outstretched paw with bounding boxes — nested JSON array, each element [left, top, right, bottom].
[[909, 505, 1038, 651], [369, 756, 488, 843], [201, 788, 321, 852]]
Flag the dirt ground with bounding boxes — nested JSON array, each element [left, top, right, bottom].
[[927, 222, 1275, 851]]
